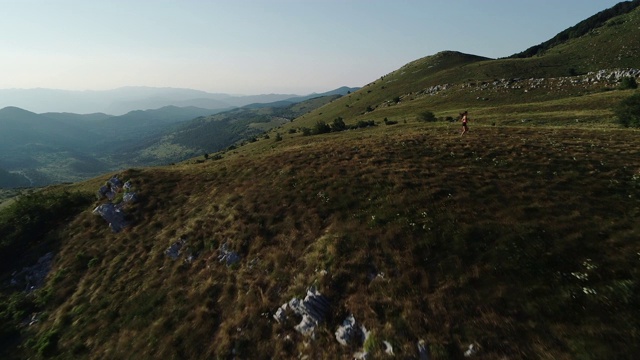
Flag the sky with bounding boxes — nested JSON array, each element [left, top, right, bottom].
[[0, 0, 625, 95]]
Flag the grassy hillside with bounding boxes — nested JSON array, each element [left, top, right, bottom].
[[511, 0, 640, 58], [1, 3, 640, 359], [285, 6, 640, 131], [125, 94, 345, 165], [2, 119, 639, 359]]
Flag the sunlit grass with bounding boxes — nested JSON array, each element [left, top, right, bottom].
[[2, 118, 633, 358]]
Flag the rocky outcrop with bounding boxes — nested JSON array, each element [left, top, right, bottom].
[[273, 286, 330, 337], [92, 176, 137, 233]]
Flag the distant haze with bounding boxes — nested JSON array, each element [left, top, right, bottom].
[[0, 87, 308, 115], [0, 0, 623, 95]]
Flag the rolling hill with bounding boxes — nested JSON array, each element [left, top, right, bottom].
[[0, 106, 223, 186], [0, 88, 358, 187], [1, 2, 640, 359]]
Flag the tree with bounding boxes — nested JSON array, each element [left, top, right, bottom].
[[619, 77, 638, 90], [417, 111, 437, 122], [331, 117, 346, 132], [614, 92, 640, 127], [313, 121, 331, 135]]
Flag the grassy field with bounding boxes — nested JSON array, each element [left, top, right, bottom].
[[2, 113, 638, 359]]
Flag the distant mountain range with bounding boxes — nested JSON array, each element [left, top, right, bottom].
[[0, 86, 359, 115], [0, 87, 358, 187]]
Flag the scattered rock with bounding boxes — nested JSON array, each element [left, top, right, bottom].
[[273, 305, 288, 324], [165, 237, 187, 260], [97, 184, 115, 200], [93, 176, 137, 232], [108, 176, 123, 189], [464, 343, 479, 357], [92, 203, 128, 233], [10, 252, 54, 292], [335, 314, 373, 358], [27, 313, 40, 326], [353, 350, 369, 359], [274, 286, 330, 338], [218, 242, 240, 266], [417, 339, 430, 360], [335, 314, 360, 346], [122, 192, 137, 203], [383, 340, 394, 355]]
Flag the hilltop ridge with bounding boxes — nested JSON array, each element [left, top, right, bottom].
[[511, 0, 640, 58]]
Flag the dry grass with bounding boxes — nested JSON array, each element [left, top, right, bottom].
[[3, 119, 640, 359]]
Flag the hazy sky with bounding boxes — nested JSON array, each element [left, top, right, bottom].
[[0, 0, 624, 95]]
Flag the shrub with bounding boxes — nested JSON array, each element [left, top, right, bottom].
[[274, 133, 283, 142], [331, 117, 347, 132], [417, 111, 437, 122], [0, 191, 93, 272], [353, 120, 376, 129], [35, 329, 60, 357], [619, 77, 638, 90], [614, 92, 640, 127], [313, 121, 331, 135]]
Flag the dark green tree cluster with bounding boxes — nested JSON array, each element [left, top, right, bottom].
[[619, 77, 638, 90], [417, 111, 437, 122], [0, 191, 93, 272], [615, 92, 640, 127], [313, 121, 331, 135], [383, 117, 398, 125], [301, 117, 377, 136], [0, 190, 92, 359]]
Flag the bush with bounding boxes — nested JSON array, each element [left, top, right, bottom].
[[301, 127, 312, 136], [0, 191, 93, 272], [35, 329, 60, 357], [313, 121, 331, 135], [274, 133, 283, 142], [614, 92, 640, 127], [619, 77, 638, 90], [417, 111, 437, 122], [353, 120, 376, 129], [331, 117, 347, 132]]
